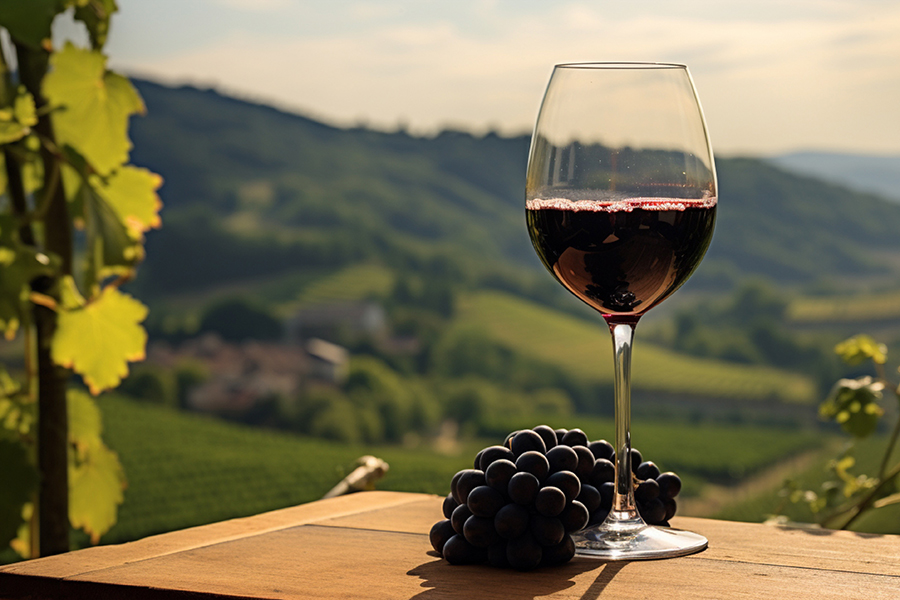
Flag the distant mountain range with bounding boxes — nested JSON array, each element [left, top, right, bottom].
[[126, 79, 900, 309], [768, 152, 900, 203]]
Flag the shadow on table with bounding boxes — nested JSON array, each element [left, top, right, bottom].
[[773, 523, 887, 539], [407, 553, 627, 599]]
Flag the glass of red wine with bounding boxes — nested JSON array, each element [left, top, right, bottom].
[[526, 63, 716, 559]]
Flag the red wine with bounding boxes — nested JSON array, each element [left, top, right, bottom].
[[526, 198, 716, 321]]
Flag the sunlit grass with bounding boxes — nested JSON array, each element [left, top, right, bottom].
[[457, 291, 817, 403], [293, 263, 395, 307], [95, 395, 826, 546], [789, 289, 900, 323]]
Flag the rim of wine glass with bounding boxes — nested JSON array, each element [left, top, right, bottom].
[[554, 61, 687, 69]]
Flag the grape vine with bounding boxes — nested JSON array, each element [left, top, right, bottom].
[[779, 335, 900, 530], [0, 1, 160, 557]]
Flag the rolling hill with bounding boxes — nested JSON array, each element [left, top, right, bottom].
[[128, 79, 900, 306]]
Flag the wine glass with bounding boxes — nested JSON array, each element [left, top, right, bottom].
[[525, 63, 716, 559]]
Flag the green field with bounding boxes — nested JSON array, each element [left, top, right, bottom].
[[788, 290, 900, 324], [456, 291, 818, 403], [96, 394, 472, 545], [290, 263, 395, 309], [714, 436, 900, 535], [90, 396, 825, 547]]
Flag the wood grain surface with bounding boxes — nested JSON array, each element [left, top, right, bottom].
[[1, 491, 898, 600]]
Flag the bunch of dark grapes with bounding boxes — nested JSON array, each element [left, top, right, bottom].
[[429, 425, 683, 570]]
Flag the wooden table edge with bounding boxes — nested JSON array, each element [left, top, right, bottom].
[[0, 490, 430, 580]]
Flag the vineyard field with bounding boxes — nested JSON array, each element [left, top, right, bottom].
[[455, 291, 818, 403], [92, 396, 826, 547]]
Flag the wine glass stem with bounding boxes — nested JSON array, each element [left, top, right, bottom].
[[608, 321, 642, 522]]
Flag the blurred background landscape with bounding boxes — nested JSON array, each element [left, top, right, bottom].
[[4, 0, 900, 555]]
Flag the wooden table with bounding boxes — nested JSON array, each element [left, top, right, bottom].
[[1, 491, 898, 599]]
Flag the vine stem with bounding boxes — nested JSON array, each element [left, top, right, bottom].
[[16, 39, 73, 558], [877, 387, 900, 481], [830, 461, 900, 530]]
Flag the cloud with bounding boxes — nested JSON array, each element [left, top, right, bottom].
[[117, 1, 900, 153], [209, 0, 295, 11]]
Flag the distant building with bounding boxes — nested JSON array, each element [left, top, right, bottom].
[[306, 338, 349, 383], [146, 333, 348, 414]]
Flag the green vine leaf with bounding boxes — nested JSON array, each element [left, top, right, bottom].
[[73, 0, 119, 50], [0, 439, 38, 549], [51, 283, 148, 394], [820, 376, 885, 438], [0, 366, 35, 437], [80, 174, 144, 284], [93, 165, 163, 238], [10, 502, 33, 559], [67, 389, 125, 544], [67, 386, 102, 448], [0, 86, 38, 144], [0, 215, 56, 340], [0, 140, 45, 199], [834, 334, 887, 366], [0, 0, 64, 49], [43, 42, 144, 175]]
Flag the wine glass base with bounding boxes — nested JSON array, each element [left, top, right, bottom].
[[572, 524, 708, 561]]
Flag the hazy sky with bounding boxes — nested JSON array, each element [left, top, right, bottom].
[[96, 0, 899, 156]]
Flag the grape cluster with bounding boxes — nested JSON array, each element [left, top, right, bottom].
[[429, 425, 683, 570]]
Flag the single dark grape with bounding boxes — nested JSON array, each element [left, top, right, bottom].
[[485, 459, 517, 495], [663, 497, 677, 521], [532, 424, 558, 450], [442, 534, 484, 565], [464, 515, 500, 548], [588, 439, 614, 461], [545, 471, 580, 503], [454, 469, 486, 504], [554, 428, 568, 440], [467, 485, 505, 518], [515, 450, 550, 482], [451, 503, 472, 535], [634, 478, 660, 504], [480, 445, 516, 471], [656, 472, 682, 499], [530, 515, 565, 546], [494, 503, 530, 540], [630, 449, 643, 473], [638, 497, 667, 525], [535, 486, 566, 517], [473, 448, 485, 470], [442, 493, 459, 519], [450, 470, 465, 503], [546, 445, 578, 474], [636, 461, 661, 481], [506, 533, 542, 571], [561, 428, 588, 447], [577, 484, 601, 514], [589, 458, 615, 488], [608, 449, 642, 473], [510, 430, 546, 457], [541, 534, 576, 566], [508, 471, 540, 506], [503, 430, 520, 450], [572, 446, 595, 479], [487, 542, 509, 568], [598, 481, 614, 509], [430, 519, 456, 554], [558, 500, 589, 532]]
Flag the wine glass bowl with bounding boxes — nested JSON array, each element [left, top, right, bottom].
[[525, 63, 716, 559]]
